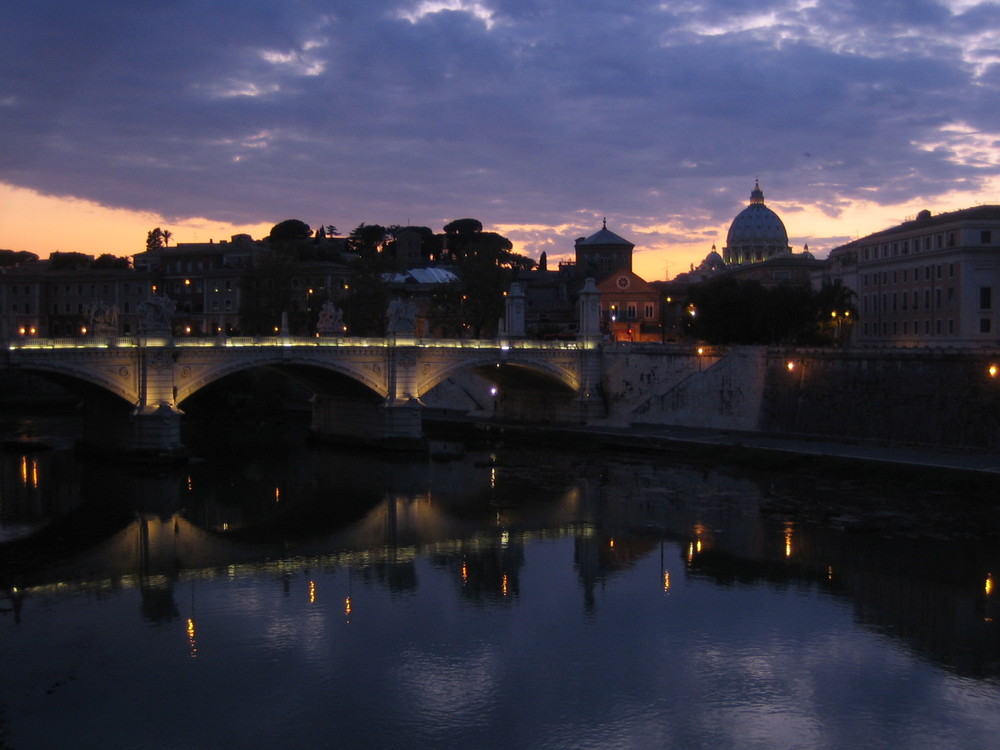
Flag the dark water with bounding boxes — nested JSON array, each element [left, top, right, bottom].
[[3, 414, 1000, 750]]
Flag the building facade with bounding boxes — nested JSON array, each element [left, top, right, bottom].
[[830, 206, 1000, 347]]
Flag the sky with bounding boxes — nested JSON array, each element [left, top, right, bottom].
[[2, 0, 999, 281]]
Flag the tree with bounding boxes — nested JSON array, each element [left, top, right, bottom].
[[48, 251, 94, 271], [437, 219, 534, 336], [90, 253, 130, 269], [146, 228, 166, 251], [347, 223, 389, 256], [685, 277, 856, 346], [344, 251, 393, 336], [0, 249, 39, 267], [161, 229, 173, 246]]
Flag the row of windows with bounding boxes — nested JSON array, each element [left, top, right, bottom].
[[860, 230, 993, 262], [862, 318, 992, 336], [4, 283, 141, 297], [607, 303, 656, 320], [861, 263, 954, 287], [862, 288, 958, 314]]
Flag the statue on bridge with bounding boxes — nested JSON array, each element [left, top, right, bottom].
[[316, 301, 345, 336], [386, 297, 418, 336], [84, 301, 119, 336], [138, 295, 177, 334]]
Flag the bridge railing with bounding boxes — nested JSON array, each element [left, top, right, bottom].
[[6, 336, 595, 351]]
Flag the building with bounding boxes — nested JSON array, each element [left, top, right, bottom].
[[520, 220, 662, 342], [829, 206, 1000, 347]]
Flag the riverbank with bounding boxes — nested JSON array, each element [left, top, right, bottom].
[[426, 415, 1000, 476]]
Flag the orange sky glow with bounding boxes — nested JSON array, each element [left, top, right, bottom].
[[3, 179, 999, 284]]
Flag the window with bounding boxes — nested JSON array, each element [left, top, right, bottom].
[[936, 319, 942, 334], [644, 302, 654, 319], [981, 230, 992, 244], [626, 303, 637, 320], [981, 287, 993, 310], [981, 318, 992, 333], [913, 291, 918, 309], [949, 263, 954, 277], [948, 319, 954, 334]]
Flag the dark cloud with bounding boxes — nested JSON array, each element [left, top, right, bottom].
[[2, 0, 998, 252]]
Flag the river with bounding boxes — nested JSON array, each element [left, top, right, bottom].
[[2, 411, 1000, 749]]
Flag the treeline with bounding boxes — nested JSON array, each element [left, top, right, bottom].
[[240, 217, 535, 337], [686, 277, 855, 345]]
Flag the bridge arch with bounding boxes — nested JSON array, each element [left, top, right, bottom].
[[173, 352, 389, 406], [416, 354, 581, 400], [0, 358, 138, 407]]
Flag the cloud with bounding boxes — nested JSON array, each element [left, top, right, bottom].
[[1, 0, 999, 271]]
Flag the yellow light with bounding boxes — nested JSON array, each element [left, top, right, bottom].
[[786, 361, 795, 371], [184, 326, 192, 334], [844, 311, 850, 317], [187, 618, 198, 659], [80, 326, 87, 335], [663, 571, 671, 592], [274, 487, 281, 502], [461, 561, 468, 584], [987, 574, 994, 596], [29, 327, 36, 335], [784, 523, 794, 558], [831, 310, 837, 318], [989, 365, 998, 378], [18, 327, 25, 335], [609, 538, 615, 549], [344, 596, 352, 617], [309, 580, 316, 604], [502, 574, 508, 596], [697, 347, 704, 355], [184, 278, 191, 286], [695, 539, 702, 553]]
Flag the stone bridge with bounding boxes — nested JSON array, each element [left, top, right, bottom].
[[1, 335, 610, 458]]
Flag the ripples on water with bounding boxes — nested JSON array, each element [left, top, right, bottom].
[[2, 414, 1000, 749]]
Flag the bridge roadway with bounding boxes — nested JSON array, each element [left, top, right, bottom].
[[2, 335, 608, 459]]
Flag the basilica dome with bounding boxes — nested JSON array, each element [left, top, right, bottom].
[[723, 180, 791, 265]]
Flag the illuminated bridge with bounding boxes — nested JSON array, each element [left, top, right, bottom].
[[1, 335, 611, 459]]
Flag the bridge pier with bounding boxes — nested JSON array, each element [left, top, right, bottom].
[[310, 393, 424, 448], [79, 402, 185, 462]]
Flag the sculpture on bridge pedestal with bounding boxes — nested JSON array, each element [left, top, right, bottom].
[[138, 295, 177, 335], [386, 298, 418, 336], [316, 301, 345, 336], [84, 301, 119, 336]]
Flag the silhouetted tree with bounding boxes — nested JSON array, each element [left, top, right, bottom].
[[347, 223, 389, 256], [48, 251, 94, 271], [146, 228, 166, 251], [90, 253, 130, 269], [686, 277, 858, 345], [0, 249, 39, 267]]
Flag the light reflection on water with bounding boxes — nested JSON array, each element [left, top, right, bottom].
[[2, 419, 1000, 749]]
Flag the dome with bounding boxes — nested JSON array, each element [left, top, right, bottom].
[[723, 181, 791, 265]]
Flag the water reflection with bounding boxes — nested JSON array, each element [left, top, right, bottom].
[[3, 417, 1000, 748]]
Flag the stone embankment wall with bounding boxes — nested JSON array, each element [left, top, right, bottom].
[[604, 346, 1000, 450]]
